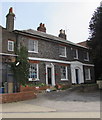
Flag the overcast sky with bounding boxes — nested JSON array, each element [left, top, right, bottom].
[[0, 0, 101, 43]]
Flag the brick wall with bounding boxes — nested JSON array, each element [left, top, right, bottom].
[[0, 91, 37, 103]]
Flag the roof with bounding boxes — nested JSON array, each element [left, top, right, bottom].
[[77, 41, 88, 48], [14, 29, 88, 49]]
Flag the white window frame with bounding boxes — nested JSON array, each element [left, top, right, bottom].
[[8, 41, 14, 51], [28, 40, 38, 53], [84, 52, 89, 61], [29, 63, 39, 81], [74, 49, 78, 59], [59, 46, 67, 57], [85, 68, 91, 80], [61, 66, 68, 81]]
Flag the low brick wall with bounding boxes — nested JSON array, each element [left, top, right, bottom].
[[20, 86, 50, 92], [20, 86, 36, 92], [79, 84, 98, 92], [0, 91, 37, 103]]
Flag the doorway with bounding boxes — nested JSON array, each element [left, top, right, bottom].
[[71, 61, 84, 84], [47, 67, 52, 85], [46, 63, 55, 86], [75, 69, 79, 84]]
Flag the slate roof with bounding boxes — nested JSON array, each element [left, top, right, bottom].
[[14, 29, 88, 49]]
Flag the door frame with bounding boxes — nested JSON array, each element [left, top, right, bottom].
[[46, 63, 55, 86], [71, 61, 84, 84]]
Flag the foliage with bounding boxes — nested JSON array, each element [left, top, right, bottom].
[[55, 83, 71, 90], [87, 3, 102, 80], [11, 45, 29, 86], [21, 83, 46, 87]]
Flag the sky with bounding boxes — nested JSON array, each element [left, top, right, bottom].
[[0, 0, 101, 43]]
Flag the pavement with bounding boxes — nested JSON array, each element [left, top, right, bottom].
[[0, 88, 101, 119]]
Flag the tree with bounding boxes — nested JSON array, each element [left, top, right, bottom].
[[87, 2, 102, 79], [11, 45, 29, 86]]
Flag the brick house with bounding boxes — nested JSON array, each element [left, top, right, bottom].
[[0, 8, 95, 92]]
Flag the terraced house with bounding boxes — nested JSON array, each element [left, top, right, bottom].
[[0, 8, 95, 92]]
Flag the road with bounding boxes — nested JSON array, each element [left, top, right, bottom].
[[1, 88, 101, 118]]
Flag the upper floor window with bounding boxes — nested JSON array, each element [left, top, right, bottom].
[[85, 68, 91, 80], [8, 41, 14, 51], [61, 66, 68, 80], [84, 52, 89, 61], [29, 63, 39, 81], [73, 49, 78, 59], [28, 40, 38, 53], [59, 46, 66, 57]]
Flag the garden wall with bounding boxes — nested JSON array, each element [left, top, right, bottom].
[[79, 84, 98, 92], [0, 91, 37, 103]]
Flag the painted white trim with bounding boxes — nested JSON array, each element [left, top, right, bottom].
[[71, 61, 84, 84], [28, 51, 38, 54], [8, 41, 14, 51], [28, 40, 38, 53], [29, 57, 71, 64], [0, 53, 17, 56], [28, 57, 94, 67], [59, 46, 67, 58]]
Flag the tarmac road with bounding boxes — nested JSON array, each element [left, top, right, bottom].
[[1, 88, 101, 118]]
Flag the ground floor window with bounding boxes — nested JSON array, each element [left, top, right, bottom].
[[60, 66, 68, 80], [29, 63, 39, 81], [85, 68, 91, 80]]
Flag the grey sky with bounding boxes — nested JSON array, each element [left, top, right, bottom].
[[1, 0, 101, 43]]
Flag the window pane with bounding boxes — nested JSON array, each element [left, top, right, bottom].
[[84, 52, 89, 61], [61, 66, 67, 79], [8, 41, 14, 51], [85, 68, 90, 80], [73, 49, 78, 59], [59, 46, 66, 57], [28, 40, 38, 52], [29, 63, 38, 81]]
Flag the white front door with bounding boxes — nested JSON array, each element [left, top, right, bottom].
[[46, 63, 55, 86]]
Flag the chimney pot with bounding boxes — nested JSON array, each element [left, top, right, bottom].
[[59, 29, 67, 40], [9, 7, 13, 13], [37, 23, 46, 33]]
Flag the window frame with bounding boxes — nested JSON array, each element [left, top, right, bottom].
[[60, 66, 68, 81], [59, 46, 67, 58], [73, 49, 78, 59], [84, 52, 89, 61], [28, 40, 38, 53], [85, 68, 91, 80], [29, 63, 39, 81], [8, 41, 14, 51]]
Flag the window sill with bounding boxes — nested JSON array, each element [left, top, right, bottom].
[[29, 79, 39, 81], [85, 79, 91, 81], [28, 51, 38, 54], [8, 50, 14, 52], [59, 55, 67, 58], [84, 59, 89, 61], [74, 57, 78, 60], [61, 79, 68, 81]]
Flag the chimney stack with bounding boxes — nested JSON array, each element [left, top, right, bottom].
[[37, 23, 46, 33], [6, 7, 15, 32], [58, 29, 67, 40]]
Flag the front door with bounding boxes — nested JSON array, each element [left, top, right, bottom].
[[75, 69, 79, 84], [47, 67, 52, 85]]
